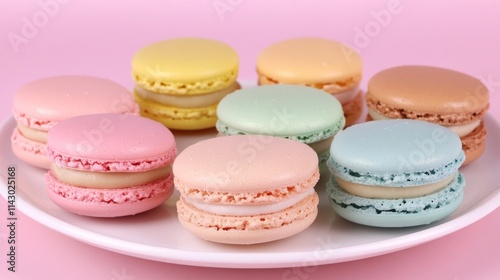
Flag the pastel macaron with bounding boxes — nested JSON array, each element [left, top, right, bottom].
[[45, 114, 176, 217], [366, 65, 489, 165], [257, 37, 363, 126], [132, 37, 240, 130], [216, 84, 345, 163], [174, 135, 320, 244], [11, 75, 139, 169], [326, 119, 465, 227]]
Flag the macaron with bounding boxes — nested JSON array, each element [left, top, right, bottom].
[[216, 84, 345, 164], [45, 114, 176, 217], [132, 37, 240, 130], [173, 135, 320, 244], [326, 119, 465, 227], [256, 37, 363, 126], [11, 75, 139, 169], [366, 65, 489, 165]]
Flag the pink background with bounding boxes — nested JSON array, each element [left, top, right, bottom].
[[1, 0, 500, 279]]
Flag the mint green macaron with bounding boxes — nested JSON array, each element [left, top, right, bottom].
[[216, 84, 345, 162]]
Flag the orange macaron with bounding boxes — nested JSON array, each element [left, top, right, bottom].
[[257, 37, 364, 127], [365, 65, 489, 165]]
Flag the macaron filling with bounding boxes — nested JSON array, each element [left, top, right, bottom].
[[335, 174, 455, 199], [327, 173, 465, 214], [183, 188, 315, 216], [134, 82, 239, 108], [46, 172, 173, 204], [50, 164, 172, 189], [17, 124, 48, 143], [368, 109, 482, 138], [175, 168, 320, 205]]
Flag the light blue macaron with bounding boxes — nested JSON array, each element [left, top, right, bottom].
[[326, 119, 466, 227], [216, 85, 345, 163]]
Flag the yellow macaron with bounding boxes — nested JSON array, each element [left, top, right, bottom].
[[132, 38, 239, 130]]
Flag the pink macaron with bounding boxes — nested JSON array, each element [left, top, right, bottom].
[[11, 75, 139, 169], [45, 113, 176, 217], [174, 135, 320, 244]]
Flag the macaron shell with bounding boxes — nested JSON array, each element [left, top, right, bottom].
[[13, 75, 139, 126], [176, 193, 319, 244], [46, 171, 173, 217], [133, 91, 217, 130], [47, 114, 176, 171], [330, 119, 463, 174], [326, 173, 465, 227], [367, 65, 489, 115], [132, 38, 239, 95], [329, 197, 463, 228], [257, 37, 362, 85], [173, 135, 318, 193], [461, 121, 487, 165], [216, 85, 344, 139], [11, 128, 51, 169], [343, 91, 364, 127]]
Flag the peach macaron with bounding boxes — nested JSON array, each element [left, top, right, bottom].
[[173, 135, 320, 244], [257, 37, 363, 126], [45, 113, 176, 217], [11, 75, 139, 169]]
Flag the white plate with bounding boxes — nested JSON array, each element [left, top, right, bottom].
[[1, 114, 500, 269]]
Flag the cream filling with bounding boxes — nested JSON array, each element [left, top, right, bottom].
[[368, 109, 481, 138], [324, 86, 359, 104], [447, 120, 481, 137], [308, 136, 334, 154], [51, 164, 172, 189], [184, 188, 315, 216], [17, 125, 47, 143], [336, 174, 455, 199], [135, 82, 240, 108]]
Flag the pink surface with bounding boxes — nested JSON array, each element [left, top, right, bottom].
[[173, 135, 318, 194], [1, 1, 500, 279], [13, 75, 139, 128], [47, 114, 176, 171]]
